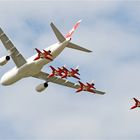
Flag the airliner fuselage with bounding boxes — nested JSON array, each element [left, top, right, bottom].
[[0, 39, 70, 85]]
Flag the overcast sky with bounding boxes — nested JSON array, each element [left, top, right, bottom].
[[0, 0, 140, 139]]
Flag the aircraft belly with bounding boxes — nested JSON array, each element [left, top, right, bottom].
[[0, 68, 20, 85], [18, 62, 43, 77], [0, 63, 43, 86]]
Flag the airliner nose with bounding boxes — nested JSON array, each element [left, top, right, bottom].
[[0, 74, 13, 86], [0, 76, 7, 86], [0, 68, 19, 86]]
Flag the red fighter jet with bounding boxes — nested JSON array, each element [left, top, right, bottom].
[[48, 66, 64, 78], [130, 98, 140, 109], [34, 48, 53, 61], [61, 66, 80, 80], [76, 81, 96, 93]]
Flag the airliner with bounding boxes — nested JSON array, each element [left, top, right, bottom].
[[0, 20, 105, 95]]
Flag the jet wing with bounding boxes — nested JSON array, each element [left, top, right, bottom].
[[0, 28, 26, 67], [33, 71, 105, 95]]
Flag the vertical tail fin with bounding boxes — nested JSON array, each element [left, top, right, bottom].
[[50, 20, 92, 53], [50, 20, 81, 42], [65, 20, 82, 38]]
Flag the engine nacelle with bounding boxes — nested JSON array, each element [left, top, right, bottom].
[[0, 56, 10, 66], [35, 82, 48, 92]]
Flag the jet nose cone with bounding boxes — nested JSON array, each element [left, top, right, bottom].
[[0, 74, 11, 86], [0, 76, 7, 86]]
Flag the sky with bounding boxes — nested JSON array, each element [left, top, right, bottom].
[[0, 0, 140, 139]]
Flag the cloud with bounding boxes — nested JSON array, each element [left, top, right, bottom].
[[1, 0, 140, 139]]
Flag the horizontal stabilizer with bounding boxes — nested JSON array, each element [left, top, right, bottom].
[[67, 42, 92, 53], [93, 89, 106, 95], [50, 22, 65, 43], [50, 21, 92, 53]]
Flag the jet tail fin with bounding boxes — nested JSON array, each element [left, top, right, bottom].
[[50, 21, 92, 53], [65, 20, 81, 38]]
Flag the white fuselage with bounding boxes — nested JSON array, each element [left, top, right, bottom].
[[0, 39, 70, 86]]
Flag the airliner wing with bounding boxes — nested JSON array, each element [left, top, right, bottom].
[[33, 71, 105, 95], [0, 28, 26, 67], [34, 71, 79, 89]]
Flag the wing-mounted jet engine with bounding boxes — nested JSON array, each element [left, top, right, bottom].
[[35, 82, 48, 92], [0, 56, 10, 66]]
